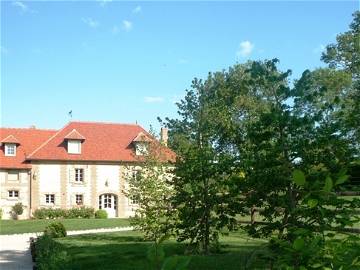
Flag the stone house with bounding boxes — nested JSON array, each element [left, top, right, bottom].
[[0, 121, 174, 219]]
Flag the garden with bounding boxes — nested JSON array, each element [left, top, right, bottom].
[[28, 11, 360, 270]]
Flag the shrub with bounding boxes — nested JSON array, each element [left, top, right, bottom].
[[95, 209, 108, 219], [34, 234, 69, 270], [33, 207, 94, 219], [0, 208, 2, 220], [12, 203, 24, 219], [44, 222, 67, 238]]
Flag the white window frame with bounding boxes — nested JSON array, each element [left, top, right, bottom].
[[5, 144, 16, 156], [45, 194, 55, 204], [75, 194, 83, 205], [75, 168, 84, 182], [67, 140, 81, 154], [8, 190, 19, 198], [135, 142, 148, 156]]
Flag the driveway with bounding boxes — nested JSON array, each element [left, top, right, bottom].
[[0, 226, 133, 270]]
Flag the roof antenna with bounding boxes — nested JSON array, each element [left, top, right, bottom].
[[135, 120, 138, 124], [68, 110, 73, 120]]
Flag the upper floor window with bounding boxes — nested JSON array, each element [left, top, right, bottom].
[[8, 190, 19, 198], [8, 171, 19, 181], [75, 168, 84, 182], [135, 142, 148, 156], [45, 194, 55, 204], [5, 144, 16, 156], [68, 140, 81, 154]]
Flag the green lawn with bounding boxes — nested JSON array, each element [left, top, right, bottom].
[[57, 230, 268, 270], [0, 218, 131, 235]]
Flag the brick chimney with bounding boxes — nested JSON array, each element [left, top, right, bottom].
[[160, 127, 168, 146]]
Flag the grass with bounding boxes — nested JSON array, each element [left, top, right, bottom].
[[56, 230, 268, 270], [0, 218, 131, 235]]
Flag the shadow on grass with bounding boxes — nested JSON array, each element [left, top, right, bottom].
[[57, 231, 267, 270]]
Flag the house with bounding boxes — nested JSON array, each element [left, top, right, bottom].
[[0, 121, 174, 219]]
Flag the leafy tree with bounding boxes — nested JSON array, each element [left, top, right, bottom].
[[160, 77, 240, 254], [322, 11, 360, 147], [126, 139, 176, 269]]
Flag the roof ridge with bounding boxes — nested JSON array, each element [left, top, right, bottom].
[[27, 122, 72, 158], [68, 121, 140, 126], [0, 127, 57, 131]]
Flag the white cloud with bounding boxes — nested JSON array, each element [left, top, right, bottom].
[[313, 44, 325, 54], [97, 0, 112, 7], [236, 40, 254, 58], [82, 18, 99, 28], [122, 20, 133, 31], [132, 6, 142, 14], [12, 1, 28, 12], [144, 96, 165, 103]]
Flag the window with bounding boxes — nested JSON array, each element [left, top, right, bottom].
[[135, 142, 148, 156], [75, 168, 84, 182], [8, 171, 19, 181], [75, 194, 83, 205], [67, 140, 81, 154], [129, 195, 139, 205], [8, 190, 19, 198], [45, 194, 55, 204], [5, 144, 16, 156]]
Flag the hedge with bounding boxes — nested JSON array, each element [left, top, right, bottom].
[[33, 206, 95, 219]]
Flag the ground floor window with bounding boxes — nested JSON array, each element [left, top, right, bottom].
[[45, 194, 55, 204], [75, 194, 83, 205], [8, 190, 19, 198]]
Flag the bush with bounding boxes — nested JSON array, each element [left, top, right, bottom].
[[0, 208, 2, 220], [66, 206, 95, 219], [12, 203, 24, 219], [44, 222, 67, 238], [34, 234, 69, 270], [33, 207, 94, 219], [95, 209, 108, 219]]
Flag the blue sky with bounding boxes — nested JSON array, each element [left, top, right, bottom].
[[1, 1, 358, 131]]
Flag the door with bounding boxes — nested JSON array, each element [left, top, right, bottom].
[[99, 194, 117, 218]]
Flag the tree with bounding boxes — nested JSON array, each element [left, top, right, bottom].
[[125, 138, 176, 269], [161, 77, 239, 255], [322, 11, 360, 147]]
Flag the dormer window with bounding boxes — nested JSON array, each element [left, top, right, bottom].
[[132, 132, 152, 156], [68, 140, 81, 154], [64, 129, 85, 154], [5, 144, 16, 156], [1, 135, 20, 157], [135, 142, 148, 156]]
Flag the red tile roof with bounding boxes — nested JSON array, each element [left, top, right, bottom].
[[27, 121, 176, 163], [0, 128, 56, 169], [132, 132, 152, 142], [1, 135, 20, 144], [64, 129, 86, 141]]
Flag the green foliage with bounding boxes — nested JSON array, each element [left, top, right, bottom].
[[66, 207, 94, 219], [44, 222, 67, 238], [126, 142, 176, 243], [33, 207, 95, 219], [0, 208, 2, 220], [95, 209, 108, 219], [35, 234, 69, 270], [12, 203, 24, 219]]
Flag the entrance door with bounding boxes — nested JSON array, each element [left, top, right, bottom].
[[99, 194, 117, 218]]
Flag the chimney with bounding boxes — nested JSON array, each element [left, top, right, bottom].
[[160, 127, 168, 146]]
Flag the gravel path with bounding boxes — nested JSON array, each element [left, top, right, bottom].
[[0, 226, 133, 270]]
